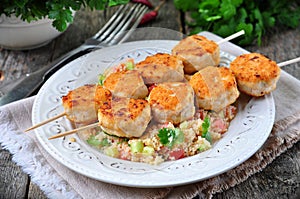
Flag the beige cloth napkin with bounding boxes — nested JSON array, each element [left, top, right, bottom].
[[1, 32, 300, 199]]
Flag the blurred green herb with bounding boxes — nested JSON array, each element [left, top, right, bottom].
[[174, 0, 300, 45], [201, 117, 212, 143], [98, 73, 106, 86], [0, 0, 129, 32], [87, 136, 110, 147], [158, 127, 184, 148]]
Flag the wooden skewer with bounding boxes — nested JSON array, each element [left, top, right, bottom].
[[278, 57, 300, 67], [46, 55, 300, 140], [25, 112, 66, 132], [217, 30, 245, 45], [26, 31, 244, 134], [48, 123, 99, 140]]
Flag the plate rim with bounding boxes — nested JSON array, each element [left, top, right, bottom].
[[32, 39, 275, 188]]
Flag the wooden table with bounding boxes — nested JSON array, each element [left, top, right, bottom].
[[1, 1, 299, 198]]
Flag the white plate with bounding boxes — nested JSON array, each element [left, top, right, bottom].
[[32, 39, 275, 188]]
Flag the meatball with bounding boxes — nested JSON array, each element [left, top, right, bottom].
[[62, 85, 111, 124], [230, 53, 281, 97], [103, 69, 148, 99], [172, 35, 220, 74], [98, 96, 151, 138], [189, 66, 239, 112], [148, 82, 195, 124], [135, 53, 184, 84]]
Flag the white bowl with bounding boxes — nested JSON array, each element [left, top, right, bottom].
[[0, 14, 66, 50]]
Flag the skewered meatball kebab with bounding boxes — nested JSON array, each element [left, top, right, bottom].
[[173, 30, 299, 98], [24, 31, 252, 138], [24, 30, 258, 138], [46, 51, 240, 140], [172, 30, 245, 74], [25, 84, 111, 132], [230, 53, 300, 97], [28, 30, 299, 140], [48, 53, 194, 139]]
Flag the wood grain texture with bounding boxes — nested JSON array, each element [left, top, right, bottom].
[[213, 142, 300, 199], [245, 26, 300, 80], [0, 145, 29, 199], [0, 7, 111, 199], [0, 0, 299, 198], [28, 182, 48, 199]]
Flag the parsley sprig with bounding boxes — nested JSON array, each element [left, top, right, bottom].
[[1, 0, 129, 32], [201, 117, 212, 143], [158, 127, 184, 148], [174, 0, 300, 45], [98, 74, 106, 86]]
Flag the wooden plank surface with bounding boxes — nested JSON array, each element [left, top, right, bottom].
[[0, 0, 299, 198], [0, 145, 29, 199]]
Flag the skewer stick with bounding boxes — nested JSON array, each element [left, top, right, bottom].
[[48, 123, 99, 140], [278, 57, 300, 67], [25, 112, 66, 132], [217, 30, 245, 45]]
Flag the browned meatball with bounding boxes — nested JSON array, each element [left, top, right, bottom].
[[230, 53, 281, 97]]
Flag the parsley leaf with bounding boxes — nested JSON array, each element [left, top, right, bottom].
[[175, 0, 300, 45], [98, 74, 106, 86], [1, 0, 129, 31], [173, 0, 199, 12], [201, 117, 212, 143], [158, 128, 184, 148]]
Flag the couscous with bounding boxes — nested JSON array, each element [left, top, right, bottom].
[[86, 105, 236, 165]]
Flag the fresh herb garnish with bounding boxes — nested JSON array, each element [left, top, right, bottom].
[[158, 127, 184, 148], [98, 74, 106, 86], [1, 0, 129, 32], [174, 0, 300, 45], [201, 117, 212, 143]]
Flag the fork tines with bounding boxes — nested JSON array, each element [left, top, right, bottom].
[[93, 3, 148, 46]]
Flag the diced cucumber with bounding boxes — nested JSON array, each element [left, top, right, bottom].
[[174, 129, 184, 144], [179, 121, 188, 129], [86, 135, 102, 147], [105, 147, 119, 158], [100, 138, 110, 146], [130, 140, 144, 153], [142, 146, 155, 155], [125, 61, 135, 70]]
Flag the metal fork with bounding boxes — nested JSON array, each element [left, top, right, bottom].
[[0, 3, 148, 106]]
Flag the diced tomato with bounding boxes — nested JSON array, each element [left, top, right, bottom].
[[169, 149, 185, 160], [119, 150, 131, 160], [212, 119, 227, 134]]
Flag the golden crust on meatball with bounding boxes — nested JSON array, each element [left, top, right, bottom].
[[135, 53, 184, 84], [62, 85, 111, 124], [148, 86, 179, 111], [103, 69, 148, 99], [98, 97, 151, 138], [148, 82, 195, 124], [230, 53, 281, 96], [94, 85, 113, 107], [136, 53, 183, 70], [189, 35, 219, 54]]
